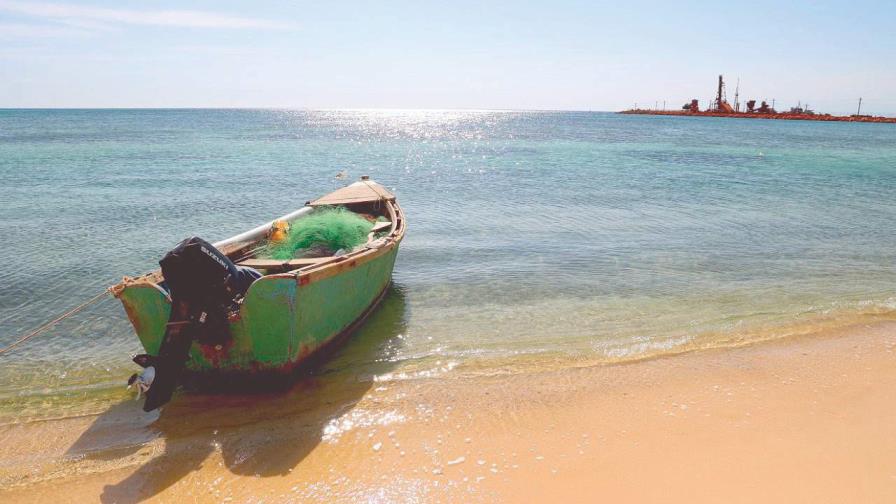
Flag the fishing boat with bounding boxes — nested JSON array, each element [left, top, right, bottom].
[[110, 177, 404, 409]]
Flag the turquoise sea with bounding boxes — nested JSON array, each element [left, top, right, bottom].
[[1, 109, 896, 423]]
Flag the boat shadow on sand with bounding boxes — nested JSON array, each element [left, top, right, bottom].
[[66, 284, 408, 504]]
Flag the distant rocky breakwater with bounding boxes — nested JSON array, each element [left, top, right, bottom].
[[620, 109, 896, 123]]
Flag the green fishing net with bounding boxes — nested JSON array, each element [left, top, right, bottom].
[[264, 206, 374, 260]]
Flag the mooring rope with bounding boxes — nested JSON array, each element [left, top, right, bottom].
[[0, 290, 110, 357]]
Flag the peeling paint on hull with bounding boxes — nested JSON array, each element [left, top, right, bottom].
[[116, 244, 400, 376]]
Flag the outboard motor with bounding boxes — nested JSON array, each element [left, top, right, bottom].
[[140, 237, 261, 412]]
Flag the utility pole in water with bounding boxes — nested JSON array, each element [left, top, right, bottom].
[[716, 75, 724, 110], [734, 78, 740, 112]]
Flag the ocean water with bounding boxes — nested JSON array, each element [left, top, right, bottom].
[[1, 109, 896, 423]]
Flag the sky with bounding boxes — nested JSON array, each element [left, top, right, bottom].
[[1, 0, 895, 114]]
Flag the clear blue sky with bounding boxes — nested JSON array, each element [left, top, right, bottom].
[[1, 1, 894, 114]]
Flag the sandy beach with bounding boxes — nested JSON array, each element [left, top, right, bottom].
[[3, 1, 896, 501], [2, 320, 894, 503]]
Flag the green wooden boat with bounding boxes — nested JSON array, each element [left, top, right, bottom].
[[110, 177, 405, 379]]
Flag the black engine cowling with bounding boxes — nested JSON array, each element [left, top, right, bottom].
[[159, 236, 261, 343]]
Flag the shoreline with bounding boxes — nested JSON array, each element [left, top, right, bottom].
[[2, 321, 896, 502], [0, 322, 896, 502], [4, 302, 894, 427]]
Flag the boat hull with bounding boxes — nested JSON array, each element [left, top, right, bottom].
[[117, 244, 400, 375]]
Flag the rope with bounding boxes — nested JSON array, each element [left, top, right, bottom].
[[0, 290, 110, 357]]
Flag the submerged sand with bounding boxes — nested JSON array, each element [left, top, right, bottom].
[[2, 321, 895, 503]]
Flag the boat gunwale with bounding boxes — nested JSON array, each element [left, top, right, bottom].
[[110, 181, 405, 294]]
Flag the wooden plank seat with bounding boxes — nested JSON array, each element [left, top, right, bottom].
[[238, 222, 391, 272], [237, 257, 334, 271], [370, 221, 392, 233]]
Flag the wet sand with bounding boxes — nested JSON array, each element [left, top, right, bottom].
[[2, 321, 895, 503]]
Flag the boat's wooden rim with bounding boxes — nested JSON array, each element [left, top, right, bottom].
[[235, 257, 335, 270]]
